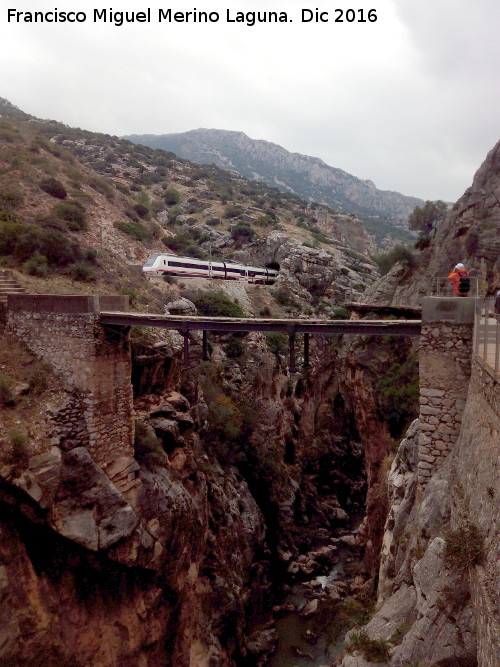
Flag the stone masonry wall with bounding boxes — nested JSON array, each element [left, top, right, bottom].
[[418, 298, 474, 488], [6, 295, 133, 466], [453, 359, 500, 666]]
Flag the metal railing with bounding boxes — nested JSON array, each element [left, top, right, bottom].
[[431, 276, 479, 297], [474, 296, 500, 379]]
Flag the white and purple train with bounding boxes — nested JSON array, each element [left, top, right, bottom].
[[142, 253, 279, 284]]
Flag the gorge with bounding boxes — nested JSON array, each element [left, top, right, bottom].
[[0, 99, 499, 666]]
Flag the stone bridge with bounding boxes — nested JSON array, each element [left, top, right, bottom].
[[3, 293, 482, 489]]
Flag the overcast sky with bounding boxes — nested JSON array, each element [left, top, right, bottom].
[[1, 0, 499, 201]]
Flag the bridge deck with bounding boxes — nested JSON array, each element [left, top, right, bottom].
[[100, 311, 422, 336]]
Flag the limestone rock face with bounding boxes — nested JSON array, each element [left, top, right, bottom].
[[341, 356, 500, 665], [50, 447, 138, 550], [364, 138, 500, 308], [262, 231, 376, 301]]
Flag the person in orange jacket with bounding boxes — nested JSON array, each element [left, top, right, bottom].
[[447, 263, 470, 296]]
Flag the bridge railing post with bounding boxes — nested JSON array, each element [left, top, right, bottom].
[[304, 333, 310, 369]]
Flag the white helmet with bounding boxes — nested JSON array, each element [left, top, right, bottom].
[[455, 263, 465, 270]]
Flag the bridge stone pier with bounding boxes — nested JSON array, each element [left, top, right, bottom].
[[418, 296, 476, 488], [6, 294, 133, 466]]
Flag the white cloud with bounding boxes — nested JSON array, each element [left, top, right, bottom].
[[1, 0, 498, 201]]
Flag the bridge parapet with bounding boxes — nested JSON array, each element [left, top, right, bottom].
[[418, 297, 475, 488], [6, 294, 132, 466]]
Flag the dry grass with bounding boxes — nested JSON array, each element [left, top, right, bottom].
[[0, 329, 63, 461]]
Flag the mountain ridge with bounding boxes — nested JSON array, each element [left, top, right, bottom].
[[124, 127, 424, 245]]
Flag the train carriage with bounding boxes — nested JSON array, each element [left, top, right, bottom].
[[142, 254, 278, 284]]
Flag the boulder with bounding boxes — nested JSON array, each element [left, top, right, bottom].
[[49, 447, 138, 551], [300, 599, 319, 617], [164, 297, 197, 316]]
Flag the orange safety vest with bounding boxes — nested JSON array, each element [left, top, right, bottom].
[[447, 269, 469, 295]]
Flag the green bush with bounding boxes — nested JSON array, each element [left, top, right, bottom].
[[373, 245, 415, 276], [0, 187, 24, 209], [22, 252, 49, 277], [69, 261, 95, 281], [346, 631, 390, 662], [225, 339, 244, 358], [224, 204, 242, 219], [114, 220, 152, 241], [52, 201, 87, 230], [377, 352, 419, 438], [165, 231, 207, 259], [264, 332, 288, 355], [274, 288, 299, 309], [40, 177, 67, 199], [408, 200, 447, 237], [192, 291, 245, 318], [27, 364, 49, 395], [167, 205, 184, 223], [114, 182, 129, 195], [163, 188, 180, 205], [88, 176, 114, 198], [133, 203, 149, 219], [82, 247, 98, 263], [333, 307, 349, 319], [231, 222, 256, 244], [15, 225, 77, 266], [444, 523, 484, 570]]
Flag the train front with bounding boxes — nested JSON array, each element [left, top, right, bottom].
[[142, 253, 162, 276]]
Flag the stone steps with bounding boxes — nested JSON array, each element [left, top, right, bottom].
[[0, 270, 25, 304]]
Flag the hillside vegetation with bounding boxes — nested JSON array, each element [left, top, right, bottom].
[[124, 128, 422, 246], [0, 98, 383, 317]]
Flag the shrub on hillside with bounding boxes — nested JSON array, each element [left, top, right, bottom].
[[373, 245, 415, 276], [40, 177, 67, 199], [52, 201, 87, 230], [164, 231, 207, 259], [377, 352, 419, 438], [15, 226, 78, 266], [114, 220, 152, 242], [163, 188, 180, 205], [192, 291, 245, 318], [167, 205, 184, 223], [22, 252, 49, 277], [224, 204, 242, 219], [69, 261, 95, 282], [333, 307, 349, 319], [264, 332, 288, 355], [0, 187, 24, 209], [231, 222, 256, 244], [346, 631, 390, 662], [224, 338, 244, 358], [444, 523, 484, 570], [133, 203, 149, 219], [8, 429, 31, 470]]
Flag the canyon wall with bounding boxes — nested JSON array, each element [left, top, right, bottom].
[[341, 299, 500, 666]]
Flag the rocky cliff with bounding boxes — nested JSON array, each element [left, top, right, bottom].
[[337, 141, 500, 665], [362, 139, 500, 307], [0, 291, 418, 665]]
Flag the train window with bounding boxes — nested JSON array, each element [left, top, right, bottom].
[[144, 254, 161, 266]]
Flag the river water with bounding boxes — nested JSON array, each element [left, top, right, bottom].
[[268, 516, 365, 666]]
